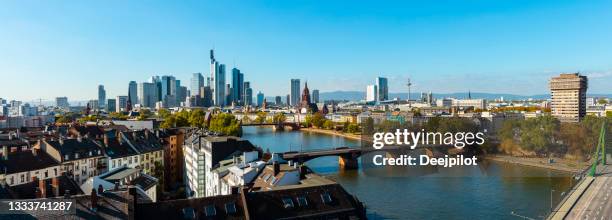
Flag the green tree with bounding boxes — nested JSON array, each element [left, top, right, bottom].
[[273, 112, 287, 123], [346, 123, 360, 133], [189, 109, 206, 128], [255, 111, 267, 124], [311, 113, 325, 128], [598, 99, 609, 105], [157, 108, 171, 119], [209, 113, 242, 136], [138, 109, 152, 120], [175, 110, 191, 127], [160, 115, 177, 129], [323, 120, 334, 130]]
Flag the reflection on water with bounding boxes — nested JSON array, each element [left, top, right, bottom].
[[241, 127, 573, 219]]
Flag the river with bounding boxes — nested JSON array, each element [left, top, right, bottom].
[[241, 126, 574, 219]]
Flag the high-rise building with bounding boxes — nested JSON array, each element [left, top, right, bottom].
[[56, 97, 69, 108], [191, 73, 204, 97], [138, 82, 159, 108], [286, 95, 290, 106], [116, 96, 127, 112], [366, 85, 378, 102], [225, 83, 232, 106], [376, 77, 388, 101], [177, 86, 188, 106], [98, 85, 106, 109], [312, 89, 320, 103], [290, 79, 301, 106], [231, 68, 244, 105], [275, 96, 282, 105], [549, 73, 588, 122], [243, 82, 252, 106], [210, 50, 226, 106], [256, 92, 264, 107], [106, 99, 116, 112], [129, 81, 138, 105], [160, 75, 177, 107]]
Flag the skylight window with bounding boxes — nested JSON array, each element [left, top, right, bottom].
[[321, 193, 333, 204], [263, 174, 271, 182], [281, 197, 294, 209], [204, 205, 216, 217], [224, 203, 237, 214], [297, 196, 308, 207]]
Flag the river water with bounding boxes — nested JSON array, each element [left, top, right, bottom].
[[241, 126, 574, 219]]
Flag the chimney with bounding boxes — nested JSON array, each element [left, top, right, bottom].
[[90, 188, 98, 211], [299, 165, 307, 179], [103, 134, 109, 147], [114, 182, 119, 190], [97, 184, 104, 195], [273, 161, 280, 176], [38, 179, 46, 198], [144, 130, 149, 140], [52, 177, 60, 197], [2, 146, 7, 160]]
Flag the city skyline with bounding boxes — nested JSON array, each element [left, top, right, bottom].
[[2, 1, 612, 101]]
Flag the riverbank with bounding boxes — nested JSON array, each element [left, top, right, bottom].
[[300, 127, 362, 141], [485, 155, 586, 173]]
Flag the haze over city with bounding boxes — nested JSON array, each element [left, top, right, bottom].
[[1, 0, 612, 101]]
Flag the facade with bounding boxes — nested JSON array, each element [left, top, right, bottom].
[[36, 138, 105, 185], [116, 96, 128, 112], [549, 73, 588, 122], [98, 85, 106, 109], [159, 128, 185, 190], [106, 99, 116, 113], [56, 97, 69, 108], [312, 89, 320, 103], [256, 91, 264, 107], [290, 79, 301, 106], [231, 68, 244, 105], [244, 82, 253, 106], [161, 75, 177, 106], [275, 96, 282, 105], [376, 77, 388, 101], [366, 85, 378, 102], [452, 98, 487, 110], [0, 147, 62, 186], [138, 82, 159, 108], [210, 50, 226, 106], [191, 72, 204, 98], [128, 81, 138, 105]]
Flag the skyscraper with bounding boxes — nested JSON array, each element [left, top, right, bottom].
[[549, 73, 588, 122], [128, 81, 138, 105], [191, 73, 204, 97], [275, 96, 282, 105], [98, 85, 106, 109], [106, 99, 116, 113], [138, 82, 158, 108], [243, 81, 253, 106], [56, 97, 69, 108], [376, 77, 388, 101], [210, 50, 226, 106], [312, 89, 320, 103], [366, 85, 378, 102], [116, 96, 127, 112], [257, 91, 264, 107], [231, 68, 244, 105], [290, 79, 301, 106], [225, 83, 232, 105]]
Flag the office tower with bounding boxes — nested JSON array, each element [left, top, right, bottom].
[[98, 85, 106, 109], [312, 89, 320, 103], [116, 96, 127, 112], [256, 91, 264, 107], [290, 79, 301, 106], [210, 50, 226, 106], [129, 81, 138, 104], [366, 85, 378, 102], [286, 95, 290, 106], [275, 96, 282, 105], [243, 82, 252, 106], [87, 100, 99, 111], [106, 99, 116, 112], [138, 82, 158, 108], [231, 68, 244, 105], [56, 97, 69, 108], [191, 73, 204, 97], [549, 73, 588, 122], [177, 86, 188, 106], [376, 77, 388, 101], [149, 76, 163, 102], [225, 83, 232, 106]]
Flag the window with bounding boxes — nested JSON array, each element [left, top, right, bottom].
[[225, 203, 237, 214], [297, 196, 308, 207], [262, 174, 271, 182], [321, 193, 333, 204], [204, 205, 216, 217], [44, 171, 48, 178], [281, 197, 294, 209]]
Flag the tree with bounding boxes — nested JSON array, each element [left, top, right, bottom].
[[157, 108, 171, 119], [209, 113, 242, 136], [363, 117, 374, 134], [160, 115, 177, 129], [346, 123, 360, 133], [189, 109, 206, 128], [175, 110, 191, 127], [323, 120, 334, 130], [598, 99, 609, 105], [311, 113, 325, 128], [255, 111, 267, 124], [273, 112, 287, 123], [109, 112, 128, 120], [138, 109, 152, 120]]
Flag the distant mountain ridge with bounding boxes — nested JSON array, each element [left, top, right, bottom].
[[319, 91, 612, 101]]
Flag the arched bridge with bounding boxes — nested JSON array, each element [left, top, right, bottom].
[[239, 122, 300, 130]]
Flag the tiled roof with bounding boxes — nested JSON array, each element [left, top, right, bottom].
[[46, 138, 103, 161], [5, 175, 84, 199], [0, 149, 60, 174]]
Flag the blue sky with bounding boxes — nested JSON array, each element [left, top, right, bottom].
[[1, 0, 611, 102]]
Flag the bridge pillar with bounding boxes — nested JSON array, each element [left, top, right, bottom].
[[339, 154, 358, 170]]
